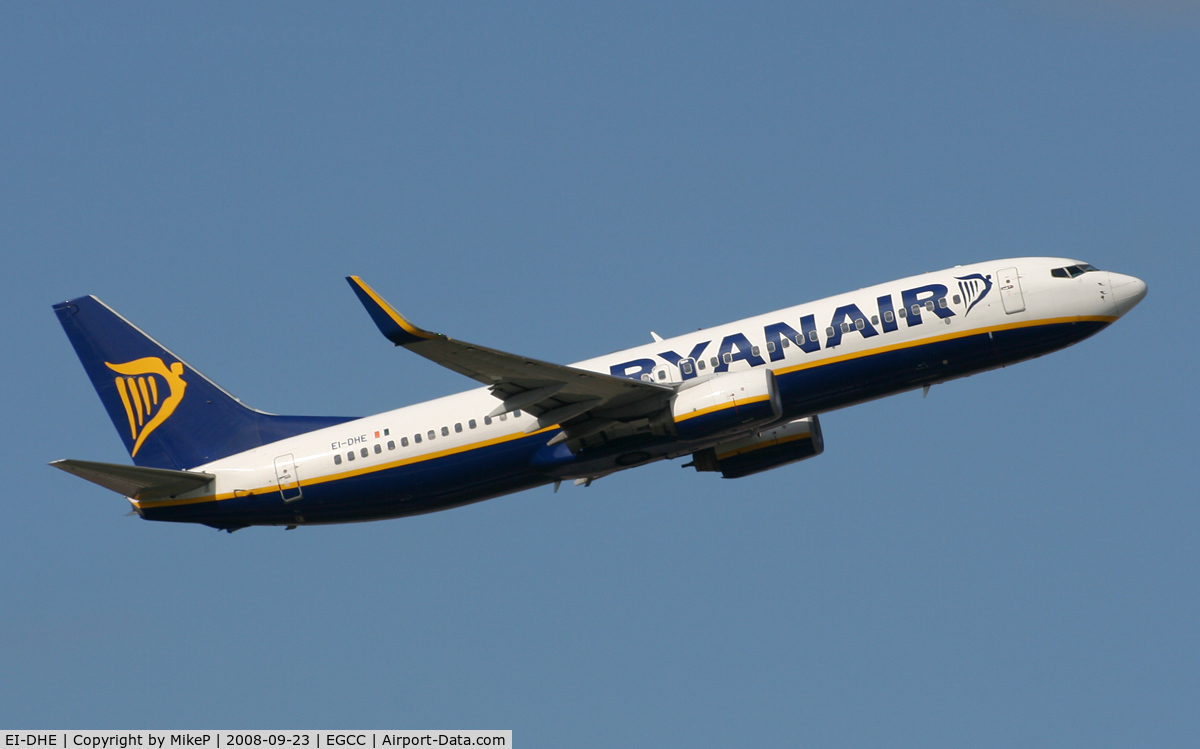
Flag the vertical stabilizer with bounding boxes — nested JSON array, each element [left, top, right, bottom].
[[54, 296, 353, 470]]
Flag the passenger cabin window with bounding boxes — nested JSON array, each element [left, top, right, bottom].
[[361, 447, 368, 458], [401, 437, 409, 447], [428, 430, 436, 440], [657, 369, 667, 380], [681, 360, 694, 374], [952, 295, 961, 305], [780, 338, 789, 348], [825, 327, 835, 337], [374, 444, 382, 454], [499, 413, 507, 421], [441, 426, 449, 436], [347, 451, 355, 461], [925, 301, 935, 312], [854, 319, 865, 330], [455, 423, 463, 433], [938, 298, 948, 309], [751, 346, 761, 357], [765, 341, 776, 354], [387, 440, 395, 450], [697, 359, 706, 370], [871, 315, 879, 325], [513, 410, 521, 417], [484, 416, 492, 425], [723, 353, 733, 363], [840, 322, 851, 333], [710, 357, 719, 367], [414, 434, 422, 443], [898, 307, 906, 318], [911, 304, 921, 315], [334, 454, 342, 465], [469, 419, 477, 429], [809, 330, 819, 342], [884, 311, 895, 323]]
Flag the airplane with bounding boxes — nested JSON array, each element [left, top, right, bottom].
[[50, 257, 1146, 532]]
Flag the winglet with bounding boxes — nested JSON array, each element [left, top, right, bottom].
[[346, 276, 439, 346]]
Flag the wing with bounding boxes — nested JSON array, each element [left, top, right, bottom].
[[347, 276, 674, 446]]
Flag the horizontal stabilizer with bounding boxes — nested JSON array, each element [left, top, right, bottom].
[[50, 459, 214, 500]]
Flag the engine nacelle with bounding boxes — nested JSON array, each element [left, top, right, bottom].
[[686, 415, 824, 479], [671, 369, 782, 440]]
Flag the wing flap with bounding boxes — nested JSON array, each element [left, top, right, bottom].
[[51, 459, 215, 500]]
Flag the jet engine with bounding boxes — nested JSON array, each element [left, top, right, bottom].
[[685, 415, 824, 479], [670, 368, 782, 440]]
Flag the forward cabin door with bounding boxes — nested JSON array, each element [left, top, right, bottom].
[[997, 267, 1026, 314], [274, 453, 303, 503]]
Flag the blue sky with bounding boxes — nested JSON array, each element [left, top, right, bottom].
[[2, 3, 1196, 745]]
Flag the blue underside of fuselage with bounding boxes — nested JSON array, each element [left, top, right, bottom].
[[143, 319, 1109, 530]]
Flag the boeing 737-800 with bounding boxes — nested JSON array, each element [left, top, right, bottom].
[[51, 258, 1146, 531]]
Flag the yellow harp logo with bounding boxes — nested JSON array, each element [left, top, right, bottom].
[[106, 357, 187, 457]]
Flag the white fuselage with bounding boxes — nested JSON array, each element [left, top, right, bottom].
[[137, 257, 1144, 526]]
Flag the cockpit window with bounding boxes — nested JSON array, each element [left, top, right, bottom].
[[1051, 263, 1100, 279]]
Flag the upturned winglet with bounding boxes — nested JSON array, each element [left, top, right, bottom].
[[346, 276, 440, 346]]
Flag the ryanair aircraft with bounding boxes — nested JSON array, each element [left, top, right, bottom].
[[52, 258, 1145, 532]]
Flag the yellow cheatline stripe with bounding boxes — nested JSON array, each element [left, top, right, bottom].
[[348, 275, 435, 340], [674, 394, 773, 423], [773, 315, 1118, 378], [715, 430, 812, 461], [132, 424, 563, 509]]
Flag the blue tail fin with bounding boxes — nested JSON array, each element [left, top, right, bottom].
[[54, 295, 354, 470]]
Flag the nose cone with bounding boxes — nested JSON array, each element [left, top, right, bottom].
[[1108, 272, 1147, 316]]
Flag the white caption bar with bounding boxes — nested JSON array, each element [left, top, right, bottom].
[[2, 733, 510, 749]]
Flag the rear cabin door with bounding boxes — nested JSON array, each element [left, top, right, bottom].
[[274, 453, 303, 503], [997, 267, 1026, 314]]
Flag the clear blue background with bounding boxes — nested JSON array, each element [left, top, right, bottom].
[[2, 3, 1195, 745]]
